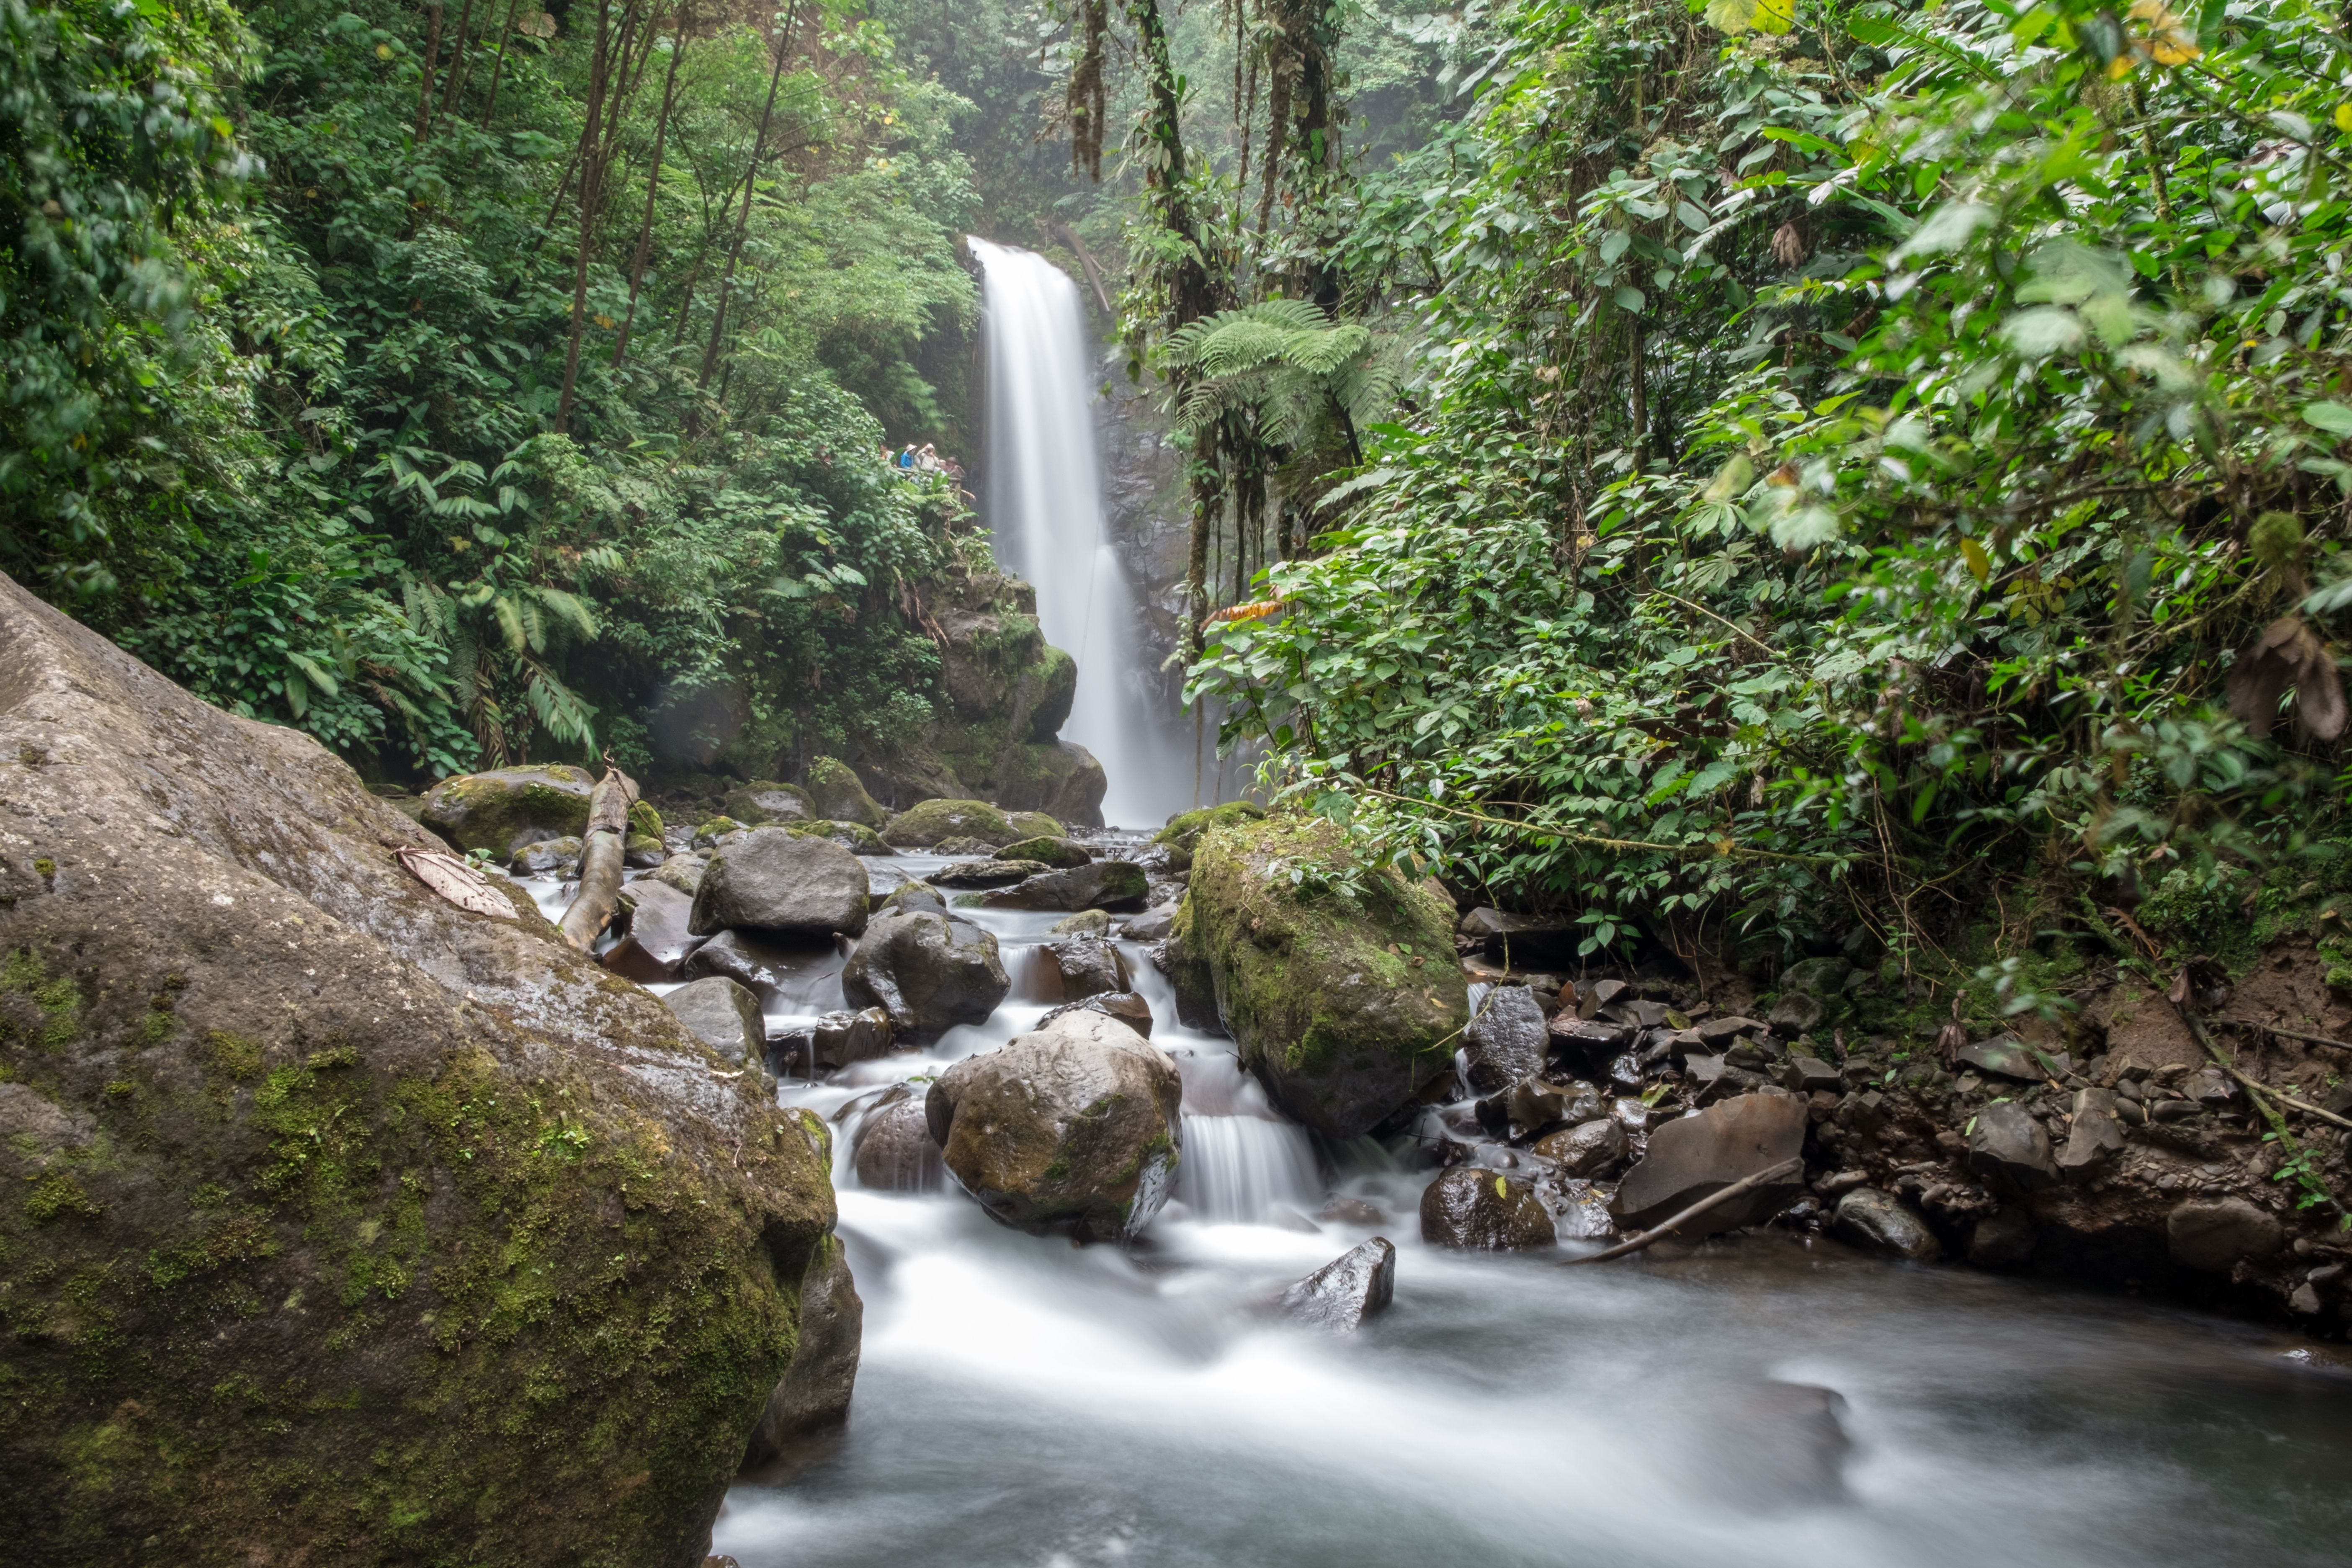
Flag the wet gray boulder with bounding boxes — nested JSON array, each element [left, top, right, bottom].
[[420, 762, 595, 854], [2167, 1197, 2284, 1272], [1610, 1092, 1806, 1234], [509, 834, 583, 876], [877, 879, 948, 915], [1463, 985, 1550, 1094], [926, 1011, 1183, 1241], [1968, 1102, 2058, 1192], [980, 860, 1149, 912], [1419, 1167, 1556, 1250], [808, 1007, 894, 1071], [1276, 1238, 1397, 1331], [1778, 956, 1851, 997], [1038, 990, 1155, 1038], [690, 829, 870, 940], [663, 977, 767, 1072], [2059, 1087, 2126, 1178], [653, 852, 706, 896], [842, 910, 1010, 1038], [852, 1094, 945, 1192], [602, 877, 702, 983], [1041, 936, 1131, 1002], [745, 1236, 862, 1459], [1121, 902, 1180, 942], [681, 928, 842, 1009], [1532, 1116, 1625, 1177], [1832, 1187, 1941, 1260], [1765, 991, 1826, 1034]]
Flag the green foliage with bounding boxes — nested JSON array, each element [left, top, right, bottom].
[[1186, 0, 2352, 964], [4, 0, 983, 779]]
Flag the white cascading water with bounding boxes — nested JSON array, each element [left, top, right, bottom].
[[970, 237, 1193, 828]]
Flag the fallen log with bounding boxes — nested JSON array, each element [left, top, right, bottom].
[[1565, 1157, 1803, 1265], [559, 765, 639, 951]]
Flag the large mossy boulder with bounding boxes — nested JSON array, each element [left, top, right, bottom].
[[0, 573, 839, 1568], [421, 763, 595, 854], [925, 1011, 1182, 1241], [1173, 815, 1466, 1136], [987, 738, 1108, 827], [721, 779, 817, 825], [804, 757, 887, 829], [881, 797, 1019, 849], [1154, 800, 1267, 852]]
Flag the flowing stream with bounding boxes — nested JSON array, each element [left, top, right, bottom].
[[528, 852, 2350, 1568], [970, 238, 1198, 828]]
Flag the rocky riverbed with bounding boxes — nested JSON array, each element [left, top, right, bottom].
[[12, 563, 2352, 1568]]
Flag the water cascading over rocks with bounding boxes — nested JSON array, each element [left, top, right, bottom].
[[972, 238, 1194, 828]]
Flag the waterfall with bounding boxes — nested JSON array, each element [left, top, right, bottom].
[[1172, 1049, 1321, 1222], [970, 237, 1192, 828]]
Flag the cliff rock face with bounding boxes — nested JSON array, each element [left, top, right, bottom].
[[0, 574, 839, 1568], [855, 567, 1106, 825]]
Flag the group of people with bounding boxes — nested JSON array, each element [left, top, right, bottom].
[[884, 442, 963, 483]]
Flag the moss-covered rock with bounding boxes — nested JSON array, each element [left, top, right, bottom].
[[925, 1011, 1181, 1241], [881, 798, 1018, 848], [722, 780, 817, 825], [628, 800, 665, 840], [692, 816, 745, 849], [788, 819, 893, 856], [803, 757, 887, 829], [1154, 800, 1267, 853], [997, 836, 1092, 869], [1176, 815, 1466, 1136], [0, 573, 839, 1568], [1024, 645, 1078, 742], [1007, 811, 1065, 839], [420, 764, 596, 854]]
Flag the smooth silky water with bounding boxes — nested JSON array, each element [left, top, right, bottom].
[[510, 851, 2344, 1568]]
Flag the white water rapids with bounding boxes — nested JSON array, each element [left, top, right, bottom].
[[509, 854, 2352, 1568], [970, 238, 1196, 829]]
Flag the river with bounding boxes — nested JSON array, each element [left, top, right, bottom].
[[515, 847, 2352, 1568]]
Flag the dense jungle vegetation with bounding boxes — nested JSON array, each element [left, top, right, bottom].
[[1119, 0, 2352, 984], [3, 0, 985, 778], [10, 0, 2352, 982]]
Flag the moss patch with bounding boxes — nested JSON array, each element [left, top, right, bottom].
[[1180, 815, 1464, 1134], [1155, 801, 1267, 851]]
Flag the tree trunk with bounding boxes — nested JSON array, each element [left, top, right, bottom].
[[614, 17, 689, 367], [554, 0, 622, 434], [415, 0, 446, 138], [559, 767, 641, 950], [479, 0, 524, 126], [699, 2, 799, 391], [434, 0, 480, 124]]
